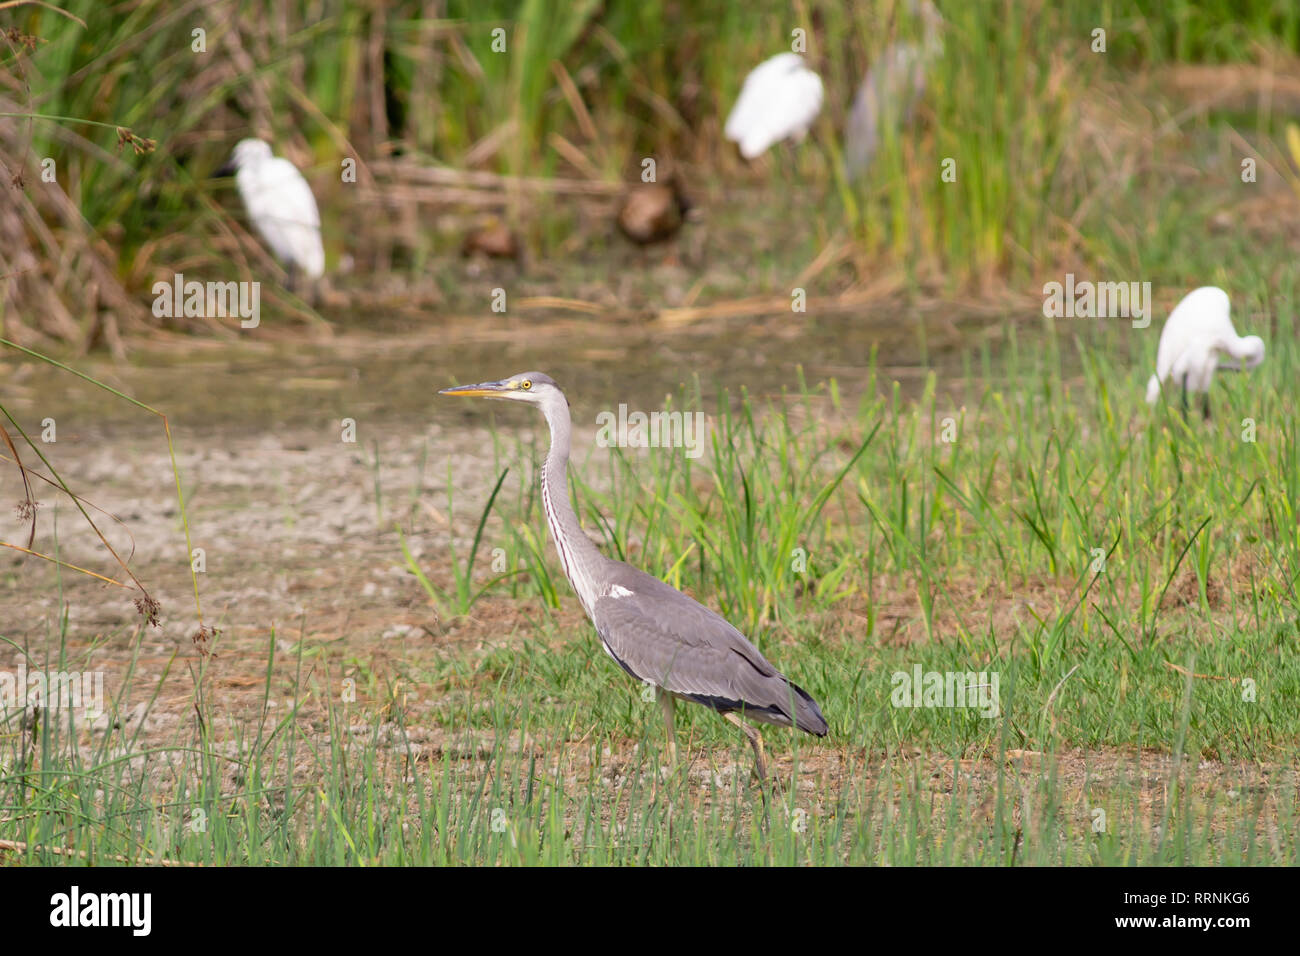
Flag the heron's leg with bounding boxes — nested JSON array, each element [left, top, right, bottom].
[[655, 688, 677, 766], [1202, 390, 1211, 421], [723, 712, 767, 782], [1180, 374, 1189, 419], [285, 262, 298, 295]]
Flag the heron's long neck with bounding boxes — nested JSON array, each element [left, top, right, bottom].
[[539, 397, 606, 615]]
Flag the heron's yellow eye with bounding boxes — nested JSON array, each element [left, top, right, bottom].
[[521, 380, 532, 390]]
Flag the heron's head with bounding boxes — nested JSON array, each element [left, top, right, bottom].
[[438, 372, 563, 407], [217, 138, 273, 176]]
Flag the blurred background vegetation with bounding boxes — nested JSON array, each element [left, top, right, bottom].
[[2, 0, 1300, 353]]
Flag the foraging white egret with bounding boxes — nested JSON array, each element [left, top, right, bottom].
[[217, 138, 324, 287], [1145, 286, 1265, 418], [724, 53, 825, 160]]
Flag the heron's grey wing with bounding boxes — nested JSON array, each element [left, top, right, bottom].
[[590, 568, 827, 734]]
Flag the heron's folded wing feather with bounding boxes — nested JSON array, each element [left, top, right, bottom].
[[590, 573, 798, 715]]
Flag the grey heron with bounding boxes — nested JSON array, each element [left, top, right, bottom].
[[439, 372, 828, 782], [844, 0, 945, 179]]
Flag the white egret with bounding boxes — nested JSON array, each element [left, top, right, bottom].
[[1145, 286, 1265, 418], [724, 53, 825, 160], [217, 138, 324, 288]]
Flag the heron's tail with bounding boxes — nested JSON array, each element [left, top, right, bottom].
[[1145, 374, 1161, 405], [787, 679, 829, 737]]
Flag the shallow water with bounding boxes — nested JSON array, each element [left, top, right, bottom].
[[4, 307, 1008, 437]]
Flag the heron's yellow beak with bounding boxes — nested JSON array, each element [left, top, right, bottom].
[[438, 381, 510, 398]]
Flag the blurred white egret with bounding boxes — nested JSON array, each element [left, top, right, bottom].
[[844, 1, 944, 178], [724, 53, 825, 160], [1145, 286, 1265, 418], [218, 138, 324, 287]]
